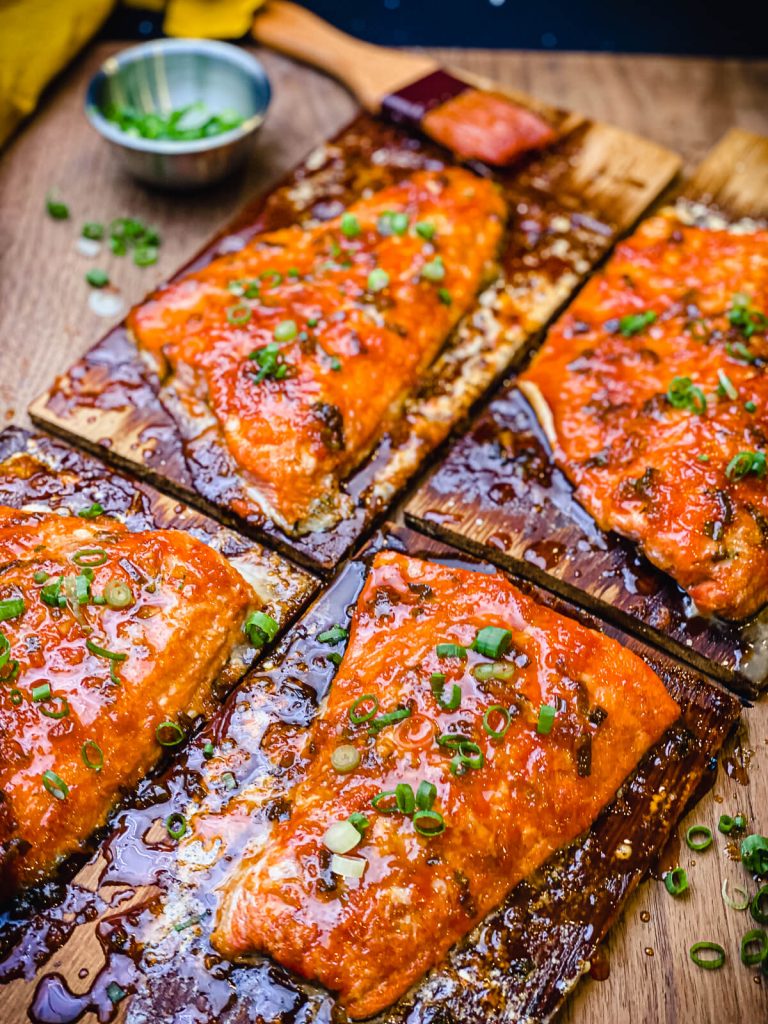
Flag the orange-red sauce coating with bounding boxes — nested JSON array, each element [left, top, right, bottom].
[[422, 88, 557, 165], [520, 213, 768, 620], [212, 551, 678, 1018], [0, 506, 253, 894], [129, 169, 505, 532]]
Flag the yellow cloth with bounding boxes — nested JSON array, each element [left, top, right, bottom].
[[0, 0, 266, 148]]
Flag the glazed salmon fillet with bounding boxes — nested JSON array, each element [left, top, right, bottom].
[[129, 169, 505, 534], [0, 506, 254, 896], [519, 210, 768, 620], [212, 551, 679, 1018]]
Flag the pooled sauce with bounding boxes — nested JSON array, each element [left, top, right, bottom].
[[0, 530, 742, 1024]]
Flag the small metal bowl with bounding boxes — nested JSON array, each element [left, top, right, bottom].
[[85, 39, 271, 189]]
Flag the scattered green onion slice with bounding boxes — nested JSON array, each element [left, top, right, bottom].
[[413, 809, 446, 836], [471, 661, 516, 682], [421, 256, 445, 282], [104, 580, 134, 608], [81, 222, 103, 240], [436, 732, 470, 750], [106, 981, 126, 1005], [133, 245, 158, 267], [244, 610, 279, 647], [85, 268, 109, 288], [222, 771, 237, 791], [718, 813, 745, 834], [717, 368, 738, 400], [32, 682, 51, 703], [317, 624, 348, 645], [690, 941, 725, 970], [686, 825, 713, 851], [663, 866, 689, 896], [72, 547, 108, 567], [9, 688, 22, 706], [156, 720, 185, 747], [430, 675, 461, 711], [750, 885, 768, 925], [81, 739, 104, 772], [472, 626, 512, 659], [33, 570, 49, 584], [483, 705, 512, 739], [86, 638, 126, 662], [734, 814, 747, 831], [331, 744, 360, 774], [395, 783, 415, 814], [435, 642, 466, 659], [740, 929, 768, 966], [46, 194, 69, 219], [42, 769, 69, 800], [618, 310, 656, 337], [0, 658, 19, 682], [726, 451, 766, 481], [667, 375, 707, 415], [367, 268, 389, 292], [40, 576, 63, 606], [368, 708, 411, 735], [536, 704, 556, 735], [202, 741, 215, 760], [0, 598, 25, 621], [372, 790, 399, 815], [274, 319, 297, 342], [330, 853, 366, 878], [226, 302, 252, 326], [437, 288, 452, 305], [741, 834, 768, 875], [349, 694, 379, 724], [450, 740, 484, 776], [40, 695, 70, 720], [745, 400, 757, 412], [415, 221, 435, 241], [166, 812, 187, 841], [348, 812, 370, 834], [174, 914, 203, 932], [340, 212, 361, 238], [722, 876, 750, 912], [324, 819, 361, 854], [416, 780, 436, 811], [0, 632, 9, 671]]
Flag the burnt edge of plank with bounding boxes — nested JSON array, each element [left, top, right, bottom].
[[29, 111, 679, 574], [404, 385, 765, 699], [0, 523, 740, 1024]]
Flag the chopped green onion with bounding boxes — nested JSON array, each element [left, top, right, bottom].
[[436, 732, 470, 750], [46, 194, 70, 219], [0, 598, 25, 621], [317, 625, 348, 645], [9, 688, 22, 706], [745, 400, 757, 412], [40, 576, 63, 606], [686, 825, 713, 851], [166, 812, 187, 841], [104, 102, 244, 141], [413, 809, 445, 836], [133, 245, 159, 267], [331, 744, 360, 774], [436, 642, 466, 659], [483, 705, 512, 739], [327, 652, 342, 667], [33, 570, 50, 584], [689, 941, 725, 970], [86, 637, 126, 662], [741, 834, 768, 875], [663, 866, 689, 896], [395, 783, 415, 814], [722, 876, 750, 912], [0, 632, 10, 670], [367, 268, 389, 293], [429, 672, 445, 686], [450, 740, 484, 776], [174, 914, 203, 932], [536, 704, 556, 735], [472, 626, 512, 659], [78, 502, 104, 519], [81, 739, 104, 772], [85, 268, 109, 288], [74, 574, 91, 605], [378, 210, 409, 236], [368, 708, 411, 735], [421, 256, 445, 282], [32, 682, 52, 703], [81, 222, 103, 240], [274, 319, 297, 342], [244, 610, 280, 647], [751, 886, 768, 925], [415, 221, 436, 241], [222, 771, 237, 791], [330, 853, 366, 878], [740, 929, 768, 966], [415, 780, 436, 811], [349, 694, 379, 724], [40, 695, 70, 720], [727, 293, 768, 339], [437, 287, 452, 306], [42, 769, 68, 800], [472, 661, 515, 682], [104, 580, 133, 608], [372, 790, 399, 814], [341, 212, 361, 238], [202, 741, 215, 760], [0, 657, 18, 682], [726, 451, 766, 481], [430, 674, 461, 711], [227, 302, 252, 326], [727, 340, 757, 363], [348, 812, 370, 834], [719, 813, 746, 834], [248, 342, 289, 383], [734, 814, 747, 830], [717, 369, 738, 400], [307, 317, 319, 328], [324, 819, 362, 854], [667, 376, 707, 415], [106, 981, 126, 1005], [618, 310, 656, 337], [72, 548, 108, 567], [156, 720, 185, 747]]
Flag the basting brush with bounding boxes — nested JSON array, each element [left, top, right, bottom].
[[251, 1, 558, 167]]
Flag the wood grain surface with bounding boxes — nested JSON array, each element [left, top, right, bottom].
[[0, 40, 766, 1024]]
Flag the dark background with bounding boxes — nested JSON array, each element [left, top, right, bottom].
[[106, 1, 768, 57]]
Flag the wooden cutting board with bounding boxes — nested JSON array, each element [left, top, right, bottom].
[[0, 41, 767, 1024]]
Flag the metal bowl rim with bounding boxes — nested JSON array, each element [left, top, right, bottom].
[[84, 38, 271, 156]]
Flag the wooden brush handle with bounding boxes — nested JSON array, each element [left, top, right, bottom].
[[252, 1, 437, 112]]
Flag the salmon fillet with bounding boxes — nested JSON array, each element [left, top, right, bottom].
[[0, 506, 254, 896], [211, 551, 679, 1018], [519, 210, 768, 620], [129, 169, 506, 534]]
